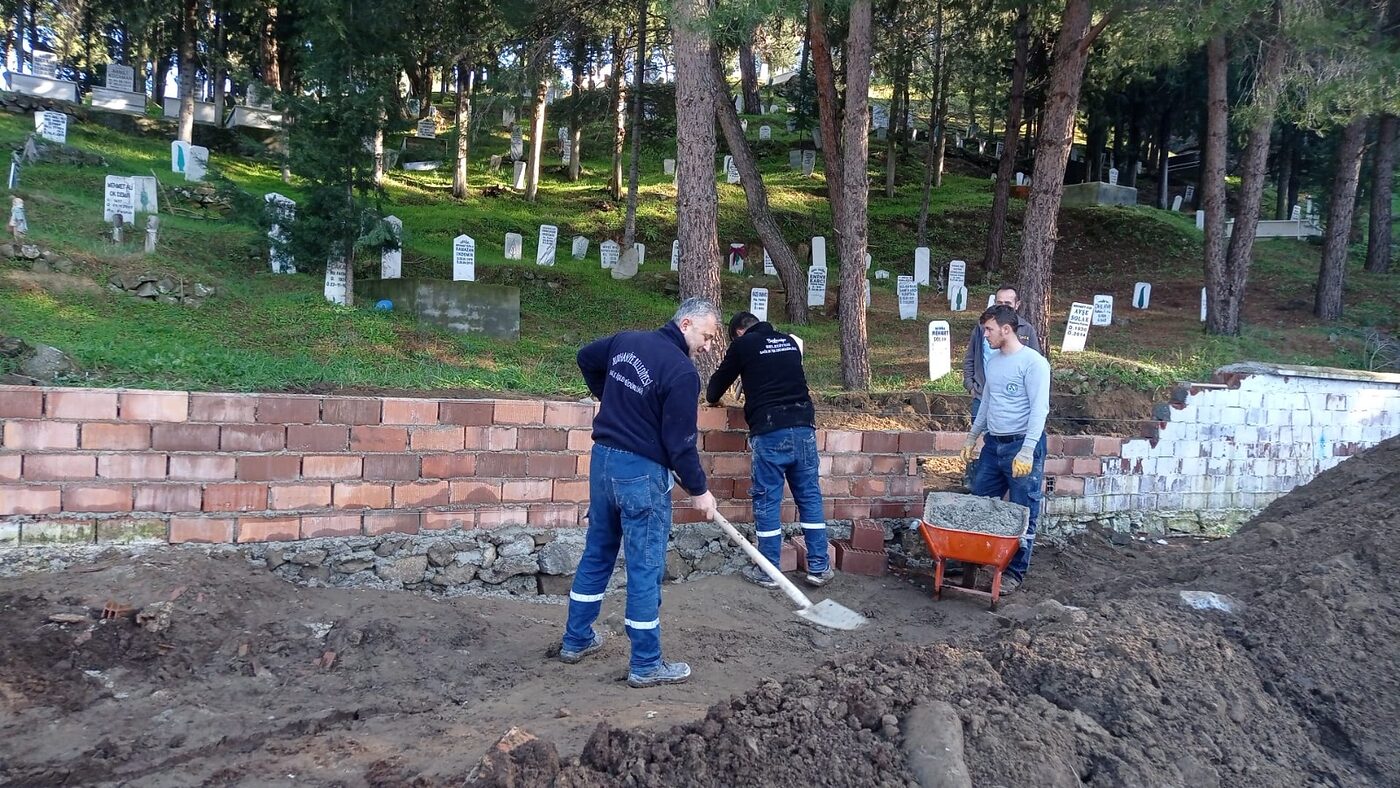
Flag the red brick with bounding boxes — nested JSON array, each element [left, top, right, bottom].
[[439, 401, 494, 426], [671, 507, 708, 524], [697, 407, 729, 430], [790, 535, 808, 568], [704, 431, 748, 452], [1045, 435, 1064, 455], [1092, 436, 1124, 456], [819, 477, 850, 497], [423, 510, 474, 531], [459, 427, 491, 450], [189, 393, 257, 422], [236, 455, 302, 481], [363, 454, 420, 481], [236, 516, 299, 542], [726, 408, 748, 430], [333, 482, 392, 509], [780, 541, 798, 572], [0, 455, 18, 481], [269, 483, 333, 510], [0, 485, 61, 514], [830, 456, 872, 476], [576, 455, 589, 475], [529, 503, 581, 528], [888, 476, 925, 496], [320, 397, 381, 425], [830, 499, 874, 520], [98, 453, 168, 480], [350, 425, 408, 452], [255, 395, 321, 424], [897, 432, 937, 453], [477, 453, 527, 477], [365, 512, 421, 535], [286, 424, 350, 452], [1071, 457, 1102, 476], [493, 400, 543, 425], [475, 507, 530, 528], [302, 455, 363, 479], [528, 453, 577, 478], [381, 397, 439, 425], [503, 478, 553, 502], [299, 513, 362, 538], [169, 454, 235, 481], [567, 430, 593, 452], [705, 477, 736, 499], [0, 387, 43, 418], [63, 484, 132, 512], [23, 454, 97, 480], [870, 455, 905, 474], [1053, 476, 1086, 496], [851, 519, 885, 551], [394, 481, 449, 507], [133, 484, 203, 512], [486, 427, 518, 450], [1042, 458, 1073, 476], [5, 421, 78, 450], [204, 483, 268, 512], [1060, 436, 1095, 456], [119, 391, 188, 422], [851, 478, 887, 498], [150, 423, 220, 451], [80, 422, 150, 450], [860, 432, 899, 453], [553, 479, 589, 502], [169, 517, 234, 543], [421, 454, 476, 479], [868, 501, 911, 519], [935, 431, 970, 452], [710, 455, 750, 476], [46, 390, 118, 420], [823, 430, 862, 453], [717, 502, 753, 522], [833, 541, 886, 576], [517, 428, 568, 451], [409, 425, 465, 451], [450, 480, 502, 504], [543, 401, 593, 427], [220, 425, 285, 452]]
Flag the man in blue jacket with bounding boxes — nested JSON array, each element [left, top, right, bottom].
[[557, 297, 721, 688]]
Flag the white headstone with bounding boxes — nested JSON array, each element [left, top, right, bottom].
[[724, 156, 740, 184], [378, 215, 402, 279], [1061, 302, 1093, 352], [536, 224, 558, 266], [8, 197, 26, 237], [32, 51, 58, 79], [1290, 204, 1302, 221], [762, 246, 775, 275], [1195, 209, 1205, 230], [171, 139, 190, 173], [510, 127, 523, 160], [928, 321, 952, 380], [131, 176, 158, 215], [728, 243, 745, 274], [995, 141, 1004, 158], [561, 146, 571, 165], [34, 111, 67, 144], [504, 232, 523, 260], [572, 236, 588, 260], [988, 293, 997, 308], [812, 129, 822, 150], [789, 150, 802, 170], [453, 234, 476, 281], [502, 108, 515, 126], [811, 236, 827, 268], [601, 240, 620, 269], [265, 193, 296, 273], [416, 119, 436, 138], [801, 150, 816, 176], [948, 285, 968, 312], [759, 125, 771, 140], [1184, 184, 1195, 202], [632, 242, 645, 266], [864, 279, 871, 309], [185, 145, 209, 182], [947, 259, 966, 292], [103, 175, 136, 224], [663, 158, 675, 175], [750, 288, 769, 321], [1133, 282, 1151, 309], [786, 119, 796, 133], [897, 276, 918, 320], [1108, 167, 1119, 185], [1200, 287, 1208, 322], [913, 247, 930, 286], [512, 160, 526, 189], [875, 127, 887, 141], [671, 240, 680, 271], [1172, 195, 1183, 211], [1015, 171, 1025, 186], [1091, 294, 1114, 327], [865, 253, 872, 270], [558, 126, 569, 147], [106, 63, 135, 92], [324, 257, 348, 305], [875, 269, 890, 279], [247, 83, 274, 109], [740, 119, 748, 132], [807, 267, 827, 307]]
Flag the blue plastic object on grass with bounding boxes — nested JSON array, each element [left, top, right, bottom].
[[374, 299, 394, 311]]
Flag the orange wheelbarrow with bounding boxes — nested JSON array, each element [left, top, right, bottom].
[[916, 520, 1026, 610]]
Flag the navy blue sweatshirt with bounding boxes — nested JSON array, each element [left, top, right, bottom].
[[705, 322, 815, 436], [577, 321, 708, 496]]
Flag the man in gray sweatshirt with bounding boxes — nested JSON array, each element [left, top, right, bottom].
[[960, 304, 1051, 595]]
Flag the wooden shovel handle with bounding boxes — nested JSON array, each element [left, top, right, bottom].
[[711, 512, 815, 610]]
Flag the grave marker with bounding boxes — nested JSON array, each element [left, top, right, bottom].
[[914, 247, 930, 286], [171, 140, 190, 173], [1290, 204, 1302, 221], [504, 232, 523, 260], [510, 127, 523, 160], [1091, 294, 1114, 326], [144, 215, 158, 254], [103, 175, 136, 225], [106, 63, 135, 92], [811, 236, 827, 268], [865, 279, 871, 309], [759, 125, 771, 140], [1172, 195, 1183, 211], [1133, 282, 1151, 309], [1200, 287, 1207, 322], [632, 242, 645, 266], [762, 246, 775, 275], [789, 150, 801, 169], [601, 240, 620, 269], [488, 154, 502, 174], [8, 197, 28, 239], [1015, 171, 1025, 186], [407, 98, 421, 116], [897, 276, 918, 320], [928, 321, 951, 379], [1108, 167, 1119, 185], [728, 243, 745, 274], [1184, 184, 1195, 202], [786, 119, 795, 133], [1195, 209, 1205, 230], [572, 236, 589, 260], [750, 288, 769, 321], [987, 294, 997, 308], [948, 285, 968, 312], [8, 151, 21, 189], [32, 51, 58, 79], [453, 234, 476, 281], [875, 269, 889, 279], [1061, 302, 1093, 352], [947, 259, 966, 293], [561, 146, 571, 166], [663, 158, 675, 175], [132, 175, 158, 216], [381, 215, 402, 279], [671, 240, 680, 271], [512, 160, 526, 190], [416, 119, 436, 138], [502, 107, 515, 126], [724, 156, 740, 184], [801, 150, 816, 176], [265, 193, 296, 273], [812, 129, 822, 150], [807, 266, 827, 307], [995, 141, 1004, 158], [324, 257, 348, 305], [34, 111, 67, 143], [536, 225, 558, 265], [185, 145, 209, 182]]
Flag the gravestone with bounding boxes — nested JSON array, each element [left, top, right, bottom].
[[865, 279, 871, 309], [728, 243, 745, 274], [1108, 167, 1119, 186], [1133, 282, 1151, 309], [865, 252, 872, 270], [1172, 195, 1183, 211], [811, 236, 827, 268], [1015, 172, 1025, 186], [671, 240, 680, 271], [572, 236, 589, 260], [32, 51, 58, 79], [897, 276, 918, 320], [988, 293, 997, 308], [453, 234, 476, 281], [417, 119, 436, 139], [247, 83, 274, 108], [948, 285, 968, 312], [750, 288, 769, 321], [996, 141, 1004, 158], [1290, 205, 1302, 221], [536, 224, 558, 266], [324, 257, 349, 305], [34, 111, 67, 144], [144, 215, 159, 254], [947, 259, 966, 293], [510, 127, 523, 160], [786, 119, 796, 133], [8, 151, 21, 190], [502, 107, 515, 126], [561, 146, 571, 166], [185, 145, 209, 182], [600, 240, 620, 269], [789, 150, 802, 169], [381, 215, 403, 279], [875, 127, 887, 141], [812, 129, 822, 150], [512, 161, 526, 190], [914, 247, 930, 286], [740, 119, 748, 132], [632, 242, 645, 266], [1195, 210, 1205, 230], [724, 156, 740, 184], [558, 126, 569, 151], [762, 246, 775, 275], [407, 98, 421, 116], [759, 125, 771, 140], [504, 232, 523, 260], [1091, 294, 1113, 326], [1184, 184, 1195, 202], [928, 321, 951, 379], [807, 266, 827, 307], [663, 158, 676, 175], [1061, 302, 1093, 352], [103, 175, 136, 225], [105, 63, 135, 92], [489, 154, 503, 174], [1200, 288, 1207, 322], [132, 176, 158, 216], [801, 150, 816, 176], [265, 193, 296, 273], [171, 140, 190, 173], [875, 270, 889, 279], [9, 197, 28, 238], [612, 244, 641, 279]]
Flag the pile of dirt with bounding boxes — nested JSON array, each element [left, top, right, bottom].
[[478, 435, 1400, 787]]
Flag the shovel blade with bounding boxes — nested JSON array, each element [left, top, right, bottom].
[[796, 599, 867, 631]]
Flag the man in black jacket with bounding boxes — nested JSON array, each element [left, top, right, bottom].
[[706, 312, 833, 590], [557, 297, 721, 688]]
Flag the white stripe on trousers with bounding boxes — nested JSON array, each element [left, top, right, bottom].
[[624, 618, 660, 630], [570, 591, 606, 603]]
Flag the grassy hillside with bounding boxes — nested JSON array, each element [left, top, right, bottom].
[[0, 104, 1393, 399]]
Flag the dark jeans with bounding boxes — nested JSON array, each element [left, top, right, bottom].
[[970, 433, 1046, 581], [750, 426, 830, 573]]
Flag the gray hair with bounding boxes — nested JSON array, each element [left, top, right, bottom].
[[673, 296, 720, 325]]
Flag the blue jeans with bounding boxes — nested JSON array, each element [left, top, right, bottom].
[[750, 426, 830, 573], [970, 433, 1046, 581], [563, 444, 673, 672]]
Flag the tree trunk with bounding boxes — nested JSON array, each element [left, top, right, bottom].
[[915, 0, 943, 246], [1016, 0, 1100, 351], [608, 28, 627, 201], [261, 4, 280, 88], [211, 12, 226, 113], [738, 27, 760, 115], [1275, 125, 1293, 219], [525, 49, 548, 203], [1202, 35, 1230, 334], [1366, 113, 1396, 273], [1217, 15, 1287, 335], [810, 0, 845, 219], [1315, 117, 1367, 320], [982, 5, 1030, 273], [711, 50, 808, 324], [883, 48, 901, 198], [372, 124, 385, 187], [1085, 109, 1108, 182], [452, 61, 474, 199], [932, 62, 948, 188], [622, 0, 647, 248], [836, 0, 873, 390], [176, 0, 198, 143], [1155, 104, 1171, 209], [1123, 94, 1143, 187], [672, 0, 724, 379], [569, 34, 585, 182]]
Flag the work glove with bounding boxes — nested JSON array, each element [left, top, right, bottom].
[[960, 435, 978, 465], [1012, 445, 1035, 478]]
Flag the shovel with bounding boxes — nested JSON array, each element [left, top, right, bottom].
[[711, 513, 867, 631]]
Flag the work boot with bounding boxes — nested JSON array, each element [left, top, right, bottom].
[[557, 630, 605, 664], [804, 567, 836, 588], [998, 574, 1022, 596], [628, 660, 691, 688], [742, 565, 779, 590]]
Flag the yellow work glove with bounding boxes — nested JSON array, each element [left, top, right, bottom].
[[1012, 445, 1035, 477], [960, 435, 978, 465]]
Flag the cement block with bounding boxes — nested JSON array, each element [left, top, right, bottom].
[[22, 521, 96, 545], [1060, 182, 1138, 207], [0, 522, 18, 548], [354, 279, 521, 340]]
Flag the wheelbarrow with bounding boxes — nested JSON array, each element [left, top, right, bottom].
[[916, 519, 1027, 610]]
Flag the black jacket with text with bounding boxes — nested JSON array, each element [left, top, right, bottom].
[[705, 322, 815, 437]]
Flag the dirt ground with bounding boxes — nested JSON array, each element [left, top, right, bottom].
[[3, 436, 1396, 787]]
